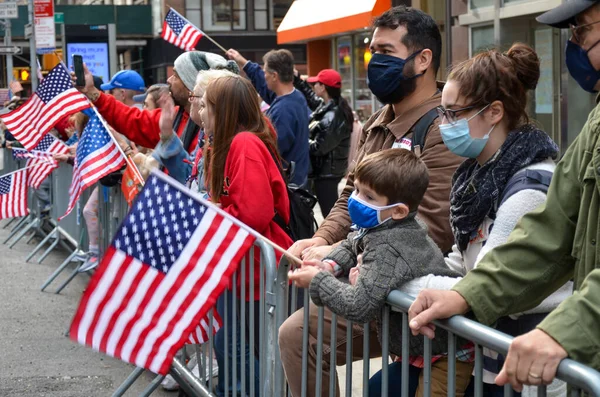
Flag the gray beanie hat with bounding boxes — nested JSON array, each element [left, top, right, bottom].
[[173, 51, 240, 91]]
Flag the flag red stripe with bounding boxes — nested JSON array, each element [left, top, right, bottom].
[[127, 212, 225, 364], [142, 224, 241, 368], [106, 264, 159, 357], [112, 264, 164, 359], [151, 232, 254, 373], [180, 25, 198, 50], [85, 254, 134, 346], [97, 260, 152, 353], [70, 246, 123, 341]]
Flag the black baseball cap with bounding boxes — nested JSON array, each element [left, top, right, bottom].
[[537, 0, 599, 28]]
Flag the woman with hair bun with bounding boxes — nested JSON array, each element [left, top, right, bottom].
[[370, 43, 571, 397]]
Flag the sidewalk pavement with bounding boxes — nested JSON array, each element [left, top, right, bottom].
[[0, 219, 171, 397]]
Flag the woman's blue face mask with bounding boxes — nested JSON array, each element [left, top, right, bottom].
[[438, 104, 496, 159]]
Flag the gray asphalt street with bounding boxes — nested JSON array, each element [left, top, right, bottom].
[[0, 219, 172, 397]]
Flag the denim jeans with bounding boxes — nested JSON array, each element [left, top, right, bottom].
[[214, 289, 261, 397], [368, 361, 421, 397]]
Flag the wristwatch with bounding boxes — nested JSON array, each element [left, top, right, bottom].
[[323, 259, 343, 277]]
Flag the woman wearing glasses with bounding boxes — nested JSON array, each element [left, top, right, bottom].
[[370, 43, 571, 397]]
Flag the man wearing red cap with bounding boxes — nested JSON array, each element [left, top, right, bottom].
[[294, 68, 354, 218]]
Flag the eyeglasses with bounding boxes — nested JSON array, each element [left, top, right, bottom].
[[188, 93, 202, 103], [570, 20, 600, 43], [436, 104, 479, 125]]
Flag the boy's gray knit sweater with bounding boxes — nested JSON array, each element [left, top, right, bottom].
[[309, 214, 460, 357]]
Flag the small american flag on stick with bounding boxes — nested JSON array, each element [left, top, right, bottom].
[[0, 168, 29, 219], [162, 8, 204, 51], [25, 135, 71, 189], [0, 64, 90, 151], [70, 170, 256, 375], [60, 110, 125, 220]]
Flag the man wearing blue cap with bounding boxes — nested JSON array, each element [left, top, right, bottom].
[[409, 0, 600, 393], [100, 70, 146, 108]]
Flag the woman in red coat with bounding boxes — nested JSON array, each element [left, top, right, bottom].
[[200, 74, 292, 396]]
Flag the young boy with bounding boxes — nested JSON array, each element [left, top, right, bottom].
[[286, 148, 470, 397]]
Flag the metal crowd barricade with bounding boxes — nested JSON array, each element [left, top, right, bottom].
[[274, 256, 600, 397], [98, 184, 129, 256], [39, 163, 92, 293], [113, 237, 281, 397]]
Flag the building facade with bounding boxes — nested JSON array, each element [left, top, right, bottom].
[[278, 0, 595, 151], [0, 0, 306, 91]]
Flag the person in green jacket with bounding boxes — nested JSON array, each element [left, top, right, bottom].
[[408, 1, 600, 393]]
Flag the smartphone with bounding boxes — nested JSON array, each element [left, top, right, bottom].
[[73, 55, 85, 87]]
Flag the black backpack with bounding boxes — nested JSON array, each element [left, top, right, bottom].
[[498, 168, 553, 208], [274, 184, 318, 241], [268, 153, 318, 241], [410, 107, 439, 157]]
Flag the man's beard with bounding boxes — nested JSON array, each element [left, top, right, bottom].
[[374, 61, 418, 105], [169, 86, 187, 108]]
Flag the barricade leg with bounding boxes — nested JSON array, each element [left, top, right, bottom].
[[26, 227, 57, 262], [111, 367, 145, 397], [3, 215, 32, 244], [2, 217, 17, 229], [54, 266, 83, 294], [139, 374, 165, 397], [8, 218, 39, 248], [170, 357, 213, 397], [40, 250, 80, 291], [9, 216, 28, 233], [36, 230, 62, 264]]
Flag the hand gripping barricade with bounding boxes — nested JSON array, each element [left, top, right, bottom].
[[274, 256, 600, 397]]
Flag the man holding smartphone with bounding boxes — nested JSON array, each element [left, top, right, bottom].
[[72, 51, 238, 155]]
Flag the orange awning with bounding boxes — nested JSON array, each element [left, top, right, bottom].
[[277, 0, 392, 44]]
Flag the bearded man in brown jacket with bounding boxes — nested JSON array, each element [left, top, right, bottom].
[[280, 6, 463, 396], [290, 6, 461, 261]]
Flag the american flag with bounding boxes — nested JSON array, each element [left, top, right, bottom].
[[0, 64, 90, 151], [0, 169, 29, 219], [26, 135, 71, 189], [162, 8, 204, 51], [69, 171, 256, 375], [60, 111, 125, 220]]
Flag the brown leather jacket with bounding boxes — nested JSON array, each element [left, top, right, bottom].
[[314, 91, 462, 253]]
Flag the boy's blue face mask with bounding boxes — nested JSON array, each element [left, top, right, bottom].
[[347, 191, 400, 229], [565, 39, 600, 93]]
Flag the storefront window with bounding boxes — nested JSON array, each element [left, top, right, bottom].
[[471, 25, 494, 55], [202, 0, 246, 31], [354, 33, 374, 122], [336, 36, 353, 111], [186, 0, 202, 30], [254, 0, 268, 30], [470, 0, 493, 9]]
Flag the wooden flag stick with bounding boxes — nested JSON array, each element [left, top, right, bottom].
[[202, 34, 228, 54], [0, 160, 53, 178], [152, 169, 303, 267], [90, 106, 146, 187]]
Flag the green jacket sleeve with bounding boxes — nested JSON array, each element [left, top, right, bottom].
[[537, 268, 600, 369], [452, 116, 591, 325]]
